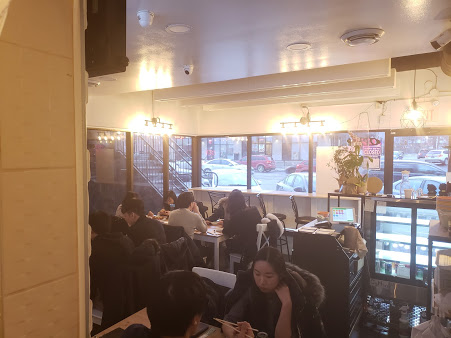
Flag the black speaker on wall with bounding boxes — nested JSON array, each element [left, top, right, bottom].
[[85, 0, 129, 77]]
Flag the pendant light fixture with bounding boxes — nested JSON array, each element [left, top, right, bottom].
[[400, 69, 426, 128], [144, 91, 173, 135]]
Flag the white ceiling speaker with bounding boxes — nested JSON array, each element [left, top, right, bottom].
[[341, 28, 385, 47], [137, 10, 154, 28]]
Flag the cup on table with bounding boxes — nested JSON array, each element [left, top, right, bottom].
[[404, 189, 413, 199]]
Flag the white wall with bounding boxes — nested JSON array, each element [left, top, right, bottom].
[[196, 96, 451, 135], [87, 90, 200, 134]]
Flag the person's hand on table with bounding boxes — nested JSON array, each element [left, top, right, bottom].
[[217, 220, 223, 226], [206, 220, 212, 225], [147, 210, 155, 218], [159, 209, 169, 216], [234, 321, 254, 337]]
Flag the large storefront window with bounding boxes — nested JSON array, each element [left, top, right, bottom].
[[201, 137, 249, 190], [88, 129, 127, 215], [250, 135, 310, 192], [169, 136, 192, 194], [313, 131, 385, 193], [392, 134, 449, 196], [133, 133, 164, 214]]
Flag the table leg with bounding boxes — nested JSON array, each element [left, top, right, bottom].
[[214, 240, 220, 270], [427, 238, 433, 319]]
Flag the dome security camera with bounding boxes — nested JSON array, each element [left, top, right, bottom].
[[430, 28, 451, 51], [137, 10, 154, 28], [183, 65, 194, 75]]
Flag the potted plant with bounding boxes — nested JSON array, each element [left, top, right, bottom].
[[328, 133, 372, 194]]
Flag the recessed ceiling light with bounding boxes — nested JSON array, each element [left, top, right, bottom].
[[165, 24, 192, 34], [341, 28, 385, 47], [287, 42, 311, 51]]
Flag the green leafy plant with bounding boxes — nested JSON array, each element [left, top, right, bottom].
[[328, 137, 372, 189]]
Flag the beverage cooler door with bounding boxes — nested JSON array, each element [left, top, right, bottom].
[[416, 208, 451, 282], [374, 205, 412, 279]]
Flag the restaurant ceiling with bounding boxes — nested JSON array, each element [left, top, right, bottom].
[[88, 0, 451, 97]]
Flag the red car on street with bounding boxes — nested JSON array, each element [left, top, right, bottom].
[[238, 155, 276, 172]]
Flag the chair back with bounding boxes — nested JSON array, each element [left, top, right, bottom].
[[208, 191, 227, 213], [256, 193, 267, 216], [245, 195, 251, 208], [192, 267, 237, 289], [290, 195, 299, 220]]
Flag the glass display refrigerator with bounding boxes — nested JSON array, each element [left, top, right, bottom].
[[370, 198, 451, 286]]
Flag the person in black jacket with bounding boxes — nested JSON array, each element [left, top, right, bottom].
[[121, 198, 167, 246], [223, 190, 261, 266], [89, 210, 135, 330], [223, 247, 326, 338], [122, 270, 208, 338]]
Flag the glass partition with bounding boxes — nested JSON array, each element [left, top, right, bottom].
[[87, 129, 127, 215]]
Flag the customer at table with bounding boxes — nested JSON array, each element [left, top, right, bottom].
[[116, 191, 139, 218], [168, 191, 207, 238], [89, 210, 135, 330], [223, 247, 326, 338], [122, 197, 167, 246], [223, 189, 261, 266], [122, 270, 208, 338], [205, 196, 228, 225], [148, 190, 178, 218]]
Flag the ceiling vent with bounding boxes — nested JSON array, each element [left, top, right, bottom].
[[341, 28, 385, 47]]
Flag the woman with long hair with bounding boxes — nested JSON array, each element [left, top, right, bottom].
[[223, 247, 326, 338], [222, 190, 261, 267]]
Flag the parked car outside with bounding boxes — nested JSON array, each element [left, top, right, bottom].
[[276, 172, 316, 192], [417, 149, 429, 159], [238, 155, 276, 172], [392, 176, 446, 196], [369, 160, 446, 183], [424, 149, 449, 165], [203, 158, 247, 171], [284, 159, 316, 174], [201, 169, 261, 191]]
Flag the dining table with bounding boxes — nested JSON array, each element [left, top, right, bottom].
[[155, 216, 229, 270], [95, 308, 224, 337]]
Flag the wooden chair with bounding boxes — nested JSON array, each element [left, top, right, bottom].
[[290, 195, 316, 229], [257, 193, 290, 260]]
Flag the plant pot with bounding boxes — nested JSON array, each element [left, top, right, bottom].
[[358, 181, 367, 194], [343, 184, 358, 194]]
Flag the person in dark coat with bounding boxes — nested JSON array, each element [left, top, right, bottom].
[[89, 210, 135, 330], [223, 190, 261, 266], [121, 197, 167, 246], [122, 271, 208, 338], [223, 247, 326, 338]]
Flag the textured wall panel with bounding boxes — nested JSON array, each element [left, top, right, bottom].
[[3, 275, 79, 337], [0, 0, 72, 58], [0, 47, 75, 169], [1, 169, 77, 294]]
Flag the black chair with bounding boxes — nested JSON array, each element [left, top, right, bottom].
[[208, 191, 227, 214], [257, 193, 290, 260], [289, 195, 316, 229]]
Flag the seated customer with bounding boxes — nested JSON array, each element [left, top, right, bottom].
[[205, 197, 228, 225], [168, 191, 207, 239], [223, 247, 326, 338], [89, 210, 135, 330], [123, 270, 208, 338], [122, 198, 167, 246], [116, 191, 139, 218], [223, 190, 261, 266], [151, 190, 178, 217]]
